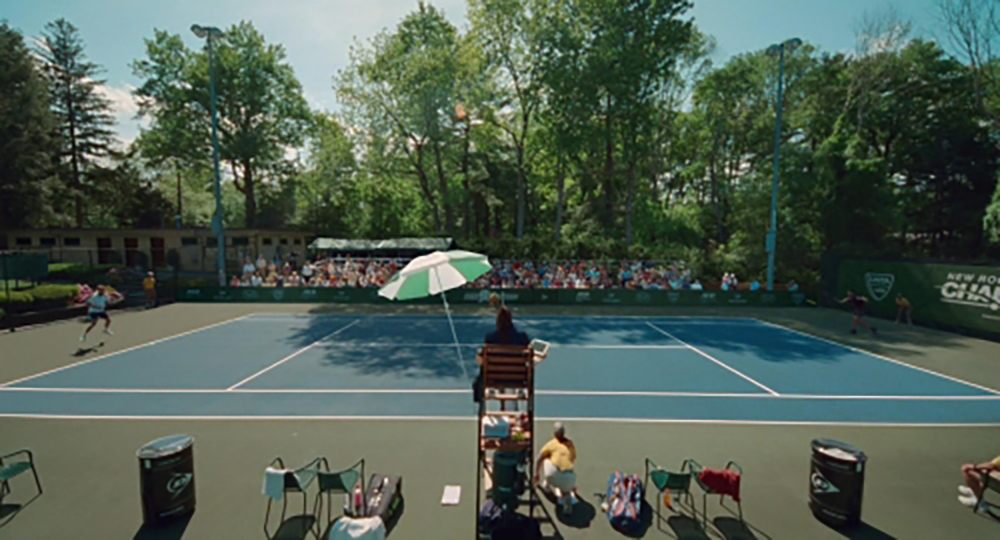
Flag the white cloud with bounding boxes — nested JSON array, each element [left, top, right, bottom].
[[95, 82, 144, 147]]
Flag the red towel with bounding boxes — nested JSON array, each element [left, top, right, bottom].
[[698, 468, 741, 502]]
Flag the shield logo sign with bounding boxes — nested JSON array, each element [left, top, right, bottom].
[[864, 273, 895, 301]]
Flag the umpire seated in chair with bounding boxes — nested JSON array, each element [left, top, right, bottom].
[[473, 307, 531, 405]]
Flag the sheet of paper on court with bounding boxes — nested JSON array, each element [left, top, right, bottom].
[[441, 485, 461, 505]]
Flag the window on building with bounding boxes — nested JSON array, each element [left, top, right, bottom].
[[181, 237, 198, 246], [15, 237, 32, 246], [233, 236, 249, 246], [262, 237, 273, 245], [64, 238, 81, 246], [293, 238, 302, 245], [280, 238, 288, 245], [40, 237, 56, 246], [206, 237, 218, 247]]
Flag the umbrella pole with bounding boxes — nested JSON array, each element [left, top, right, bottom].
[[436, 271, 469, 380]]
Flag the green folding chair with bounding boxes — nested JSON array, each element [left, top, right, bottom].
[[314, 458, 365, 532], [687, 459, 743, 527], [644, 458, 694, 527], [0, 450, 42, 503], [264, 457, 323, 538]]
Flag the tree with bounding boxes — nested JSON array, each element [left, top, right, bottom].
[[36, 18, 116, 228], [0, 22, 56, 229], [132, 21, 313, 227], [469, 0, 541, 238], [336, 2, 465, 234]]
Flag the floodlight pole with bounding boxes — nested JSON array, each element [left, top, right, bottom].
[[766, 38, 801, 292], [192, 24, 226, 286]]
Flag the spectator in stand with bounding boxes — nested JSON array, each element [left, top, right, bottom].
[[750, 279, 761, 291], [251, 272, 263, 287], [302, 261, 313, 281], [787, 279, 799, 292], [256, 254, 267, 273], [243, 257, 255, 277], [690, 279, 703, 291], [230, 275, 241, 287]]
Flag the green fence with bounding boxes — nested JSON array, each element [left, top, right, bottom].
[[0, 252, 49, 280], [178, 286, 810, 307], [834, 259, 1000, 338]]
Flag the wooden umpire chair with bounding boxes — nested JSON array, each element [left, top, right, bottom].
[[474, 341, 550, 538]]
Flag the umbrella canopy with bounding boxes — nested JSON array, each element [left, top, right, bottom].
[[378, 250, 491, 301]]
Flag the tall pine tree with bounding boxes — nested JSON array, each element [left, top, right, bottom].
[[37, 18, 115, 227], [0, 23, 56, 229]]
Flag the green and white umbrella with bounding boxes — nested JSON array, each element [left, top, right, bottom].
[[378, 250, 492, 377]]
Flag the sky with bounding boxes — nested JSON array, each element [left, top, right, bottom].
[[4, 0, 950, 145]]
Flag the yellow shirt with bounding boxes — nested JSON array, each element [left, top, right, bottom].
[[540, 438, 576, 471], [143, 277, 156, 290], [896, 297, 911, 308], [992, 456, 1000, 468]]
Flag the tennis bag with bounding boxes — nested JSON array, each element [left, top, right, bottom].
[[605, 471, 644, 534], [364, 475, 403, 530]]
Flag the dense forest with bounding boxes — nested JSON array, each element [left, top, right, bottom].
[[2, 0, 999, 284]]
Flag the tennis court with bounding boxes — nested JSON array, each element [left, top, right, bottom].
[[3, 304, 1000, 539], [2, 312, 997, 424]]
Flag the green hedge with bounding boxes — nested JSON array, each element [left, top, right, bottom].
[[45, 263, 122, 284], [0, 284, 78, 304]]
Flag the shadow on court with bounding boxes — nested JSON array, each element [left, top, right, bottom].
[[132, 513, 191, 539]]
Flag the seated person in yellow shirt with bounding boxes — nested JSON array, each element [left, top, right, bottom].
[[535, 422, 578, 514], [959, 455, 1000, 512], [895, 293, 913, 325]]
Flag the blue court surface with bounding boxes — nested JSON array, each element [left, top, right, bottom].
[[1, 314, 999, 425]]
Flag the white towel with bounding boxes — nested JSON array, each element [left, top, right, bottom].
[[263, 467, 287, 501], [328, 516, 386, 540]]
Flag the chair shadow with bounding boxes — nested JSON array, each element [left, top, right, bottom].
[[132, 513, 192, 540], [269, 515, 316, 540], [833, 521, 896, 540], [714, 516, 757, 540], [0, 493, 42, 529], [539, 489, 595, 529], [666, 514, 710, 540]]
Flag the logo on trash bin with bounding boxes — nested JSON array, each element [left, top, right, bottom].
[[167, 472, 192, 499], [811, 470, 839, 495]]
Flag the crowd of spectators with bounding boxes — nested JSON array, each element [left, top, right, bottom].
[[468, 260, 700, 290], [227, 252, 805, 291], [230, 253, 397, 289], [229, 254, 716, 291]]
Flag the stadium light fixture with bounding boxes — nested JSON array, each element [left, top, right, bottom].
[[192, 24, 227, 286]]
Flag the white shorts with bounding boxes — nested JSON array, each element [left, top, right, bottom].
[[541, 459, 577, 494]]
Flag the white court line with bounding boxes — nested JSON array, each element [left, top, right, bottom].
[[646, 322, 779, 396], [7, 387, 993, 400], [0, 314, 255, 388], [752, 318, 1000, 396], [281, 342, 686, 349], [248, 312, 756, 321], [225, 319, 361, 390], [0, 413, 997, 427]]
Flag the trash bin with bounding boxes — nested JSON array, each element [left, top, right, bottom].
[[809, 438, 866, 528], [138, 434, 196, 524]]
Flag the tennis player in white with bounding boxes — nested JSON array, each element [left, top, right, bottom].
[[81, 285, 121, 341]]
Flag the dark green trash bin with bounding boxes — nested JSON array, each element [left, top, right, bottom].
[[809, 438, 866, 528], [138, 435, 196, 524]]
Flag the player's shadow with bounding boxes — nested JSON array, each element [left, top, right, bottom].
[[72, 343, 105, 357]]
